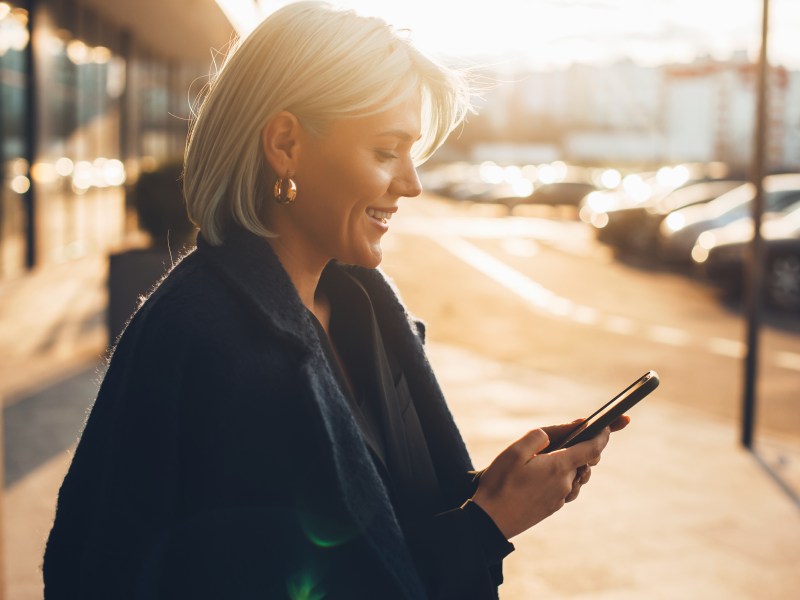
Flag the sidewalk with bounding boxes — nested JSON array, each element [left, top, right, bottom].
[[2, 251, 799, 599]]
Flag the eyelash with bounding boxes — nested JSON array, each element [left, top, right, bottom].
[[375, 150, 399, 161]]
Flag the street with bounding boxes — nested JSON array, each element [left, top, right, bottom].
[[378, 193, 800, 598], [3, 192, 799, 599], [382, 194, 800, 445]]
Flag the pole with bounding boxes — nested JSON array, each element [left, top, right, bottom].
[[742, 0, 770, 449], [0, 400, 4, 600], [23, 0, 37, 270]]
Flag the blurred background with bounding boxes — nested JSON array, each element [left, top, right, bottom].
[[0, 0, 798, 598]]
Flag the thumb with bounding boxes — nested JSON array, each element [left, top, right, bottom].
[[513, 428, 550, 463]]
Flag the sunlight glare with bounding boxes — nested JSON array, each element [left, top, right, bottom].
[[10, 175, 30, 194], [537, 164, 556, 184], [55, 157, 74, 177], [521, 164, 538, 180], [697, 231, 716, 250], [479, 161, 504, 184], [502, 165, 522, 183], [241, 1, 799, 69], [691, 244, 709, 264], [664, 212, 686, 233], [551, 161, 568, 181], [512, 178, 534, 197], [600, 169, 622, 189], [622, 174, 652, 203]]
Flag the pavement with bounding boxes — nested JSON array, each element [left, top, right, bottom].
[[2, 224, 799, 599]]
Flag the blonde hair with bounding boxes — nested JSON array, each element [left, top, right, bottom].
[[184, 1, 472, 245]]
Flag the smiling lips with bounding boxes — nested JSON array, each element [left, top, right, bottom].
[[366, 207, 396, 225]]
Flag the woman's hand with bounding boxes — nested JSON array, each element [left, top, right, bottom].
[[471, 417, 629, 539]]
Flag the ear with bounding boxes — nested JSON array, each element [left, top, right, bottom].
[[261, 111, 302, 176]]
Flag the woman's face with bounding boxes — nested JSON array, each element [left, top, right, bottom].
[[279, 94, 423, 269]]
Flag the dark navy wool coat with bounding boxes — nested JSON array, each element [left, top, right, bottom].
[[43, 227, 504, 599]]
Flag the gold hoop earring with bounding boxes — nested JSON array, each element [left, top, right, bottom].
[[273, 172, 297, 204]]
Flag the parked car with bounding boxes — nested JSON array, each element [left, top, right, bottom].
[[593, 179, 744, 254], [692, 202, 800, 312], [580, 162, 734, 229], [500, 164, 600, 210], [656, 174, 800, 264], [515, 180, 598, 208]]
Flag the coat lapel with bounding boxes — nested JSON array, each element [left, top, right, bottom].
[[342, 265, 476, 506]]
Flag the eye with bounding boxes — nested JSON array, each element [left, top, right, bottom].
[[375, 149, 399, 162]]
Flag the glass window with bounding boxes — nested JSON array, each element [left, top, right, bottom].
[[0, 2, 30, 277], [33, 0, 126, 264]]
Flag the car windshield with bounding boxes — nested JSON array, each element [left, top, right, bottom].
[[659, 181, 742, 212], [706, 183, 754, 218]]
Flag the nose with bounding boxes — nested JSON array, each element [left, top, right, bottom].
[[394, 161, 423, 198]]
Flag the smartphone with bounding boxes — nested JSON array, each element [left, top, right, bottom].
[[540, 370, 660, 453]]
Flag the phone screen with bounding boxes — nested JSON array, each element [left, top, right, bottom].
[[542, 371, 659, 453]]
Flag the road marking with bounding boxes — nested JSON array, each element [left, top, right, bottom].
[[432, 234, 799, 371], [501, 237, 540, 257], [603, 315, 637, 336], [708, 337, 746, 359], [648, 325, 692, 347], [571, 305, 600, 325], [394, 215, 599, 259], [435, 234, 566, 309], [775, 351, 800, 372]]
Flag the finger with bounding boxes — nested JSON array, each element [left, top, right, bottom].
[[567, 466, 593, 502], [565, 480, 582, 503], [579, 466, 592, 485], [563, 427, 611, 468], [513, 428, 550, 463], [541, 420, 585, 439], [610, 415, 631, 432]]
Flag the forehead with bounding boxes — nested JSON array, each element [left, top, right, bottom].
[[332, 94, 422, 142]]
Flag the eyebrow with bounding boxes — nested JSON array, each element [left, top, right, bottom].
[[375, 129, 422, 142]]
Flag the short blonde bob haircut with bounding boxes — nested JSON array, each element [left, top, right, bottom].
[[184, 0, 472, 245]]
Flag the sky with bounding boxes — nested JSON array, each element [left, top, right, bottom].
[[245, 0, 800, 70]]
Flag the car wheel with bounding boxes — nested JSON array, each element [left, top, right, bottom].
[[766, 254, 800, 312]]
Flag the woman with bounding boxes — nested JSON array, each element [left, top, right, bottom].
[[43, 2, 627, 598]]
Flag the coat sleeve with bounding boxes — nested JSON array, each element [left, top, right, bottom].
[[43, 307, 189, 599], [399, 497, 513, 600]]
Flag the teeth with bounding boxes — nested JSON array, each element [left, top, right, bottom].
[[367, 208, 393, 220]]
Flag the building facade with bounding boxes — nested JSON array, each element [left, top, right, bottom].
[[495, 55, 799, 172], [0, 0, 230, 280]]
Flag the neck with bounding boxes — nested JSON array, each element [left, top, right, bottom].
[[267, 236, 329, 319]]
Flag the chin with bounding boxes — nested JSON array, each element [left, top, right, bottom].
[[359, 253, 382, 269], [347, 244, 383, 269]]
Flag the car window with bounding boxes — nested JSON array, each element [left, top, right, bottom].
[[771, 191, 800, 212]]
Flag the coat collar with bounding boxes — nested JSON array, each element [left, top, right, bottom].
[[196, 226, 322, 353]]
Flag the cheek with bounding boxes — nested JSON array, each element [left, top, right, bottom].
[[298, 150, 392, 223]]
